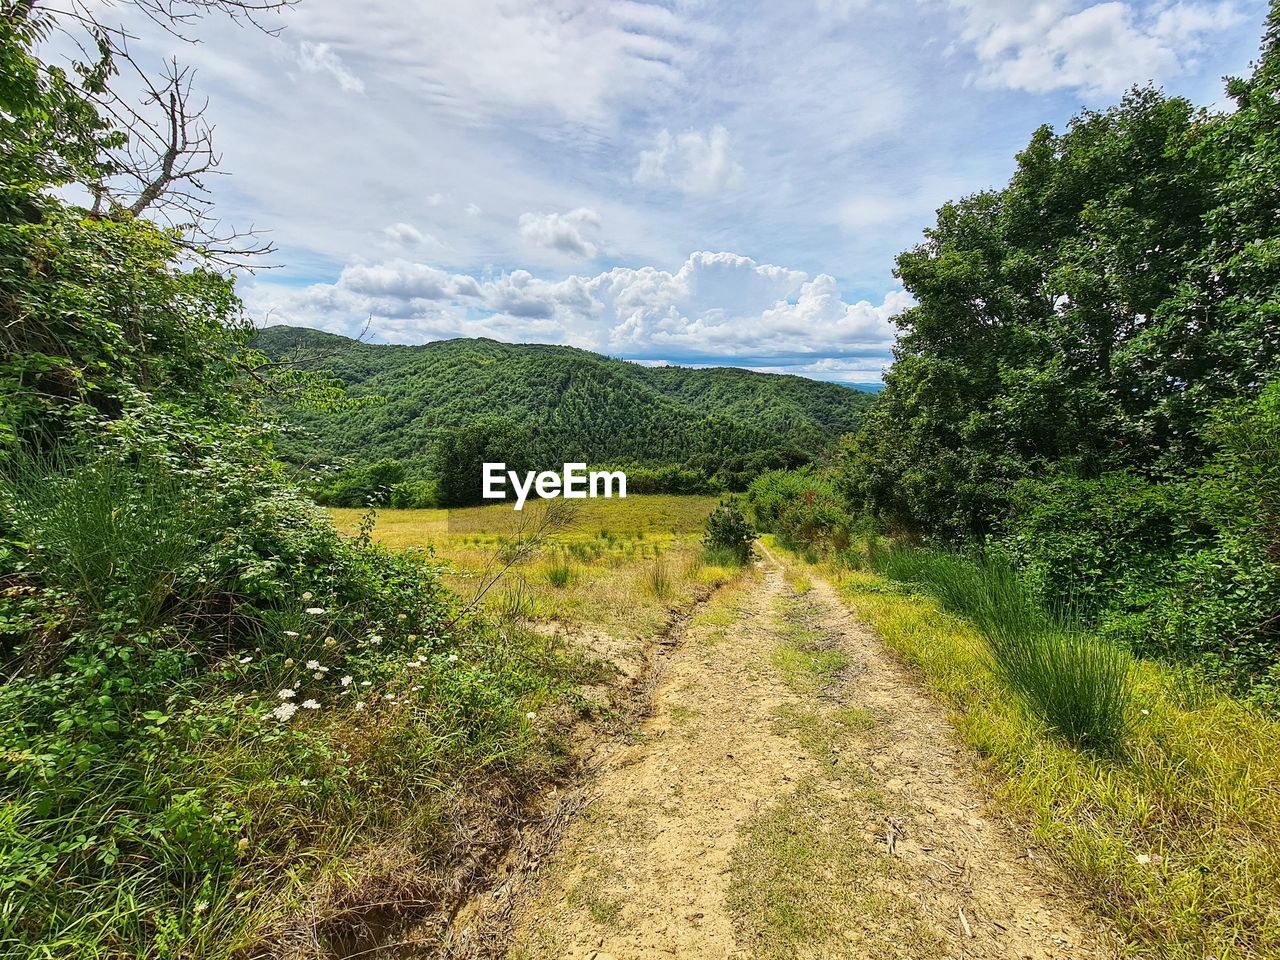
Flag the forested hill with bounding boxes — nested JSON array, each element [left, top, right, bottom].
[[255, 325, 875, 485]]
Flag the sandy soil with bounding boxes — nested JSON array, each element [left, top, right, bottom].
[[489, 549, 1116, 959]]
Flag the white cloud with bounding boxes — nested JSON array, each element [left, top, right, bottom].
[[518, 208, 603, 258], [750, 356, 890, 383], [295, 40, 365, 94], [382, 222, 441, 248], [635, 125, 745, 195], [465, 203, 483, 217], [943, 0, 1245, 96], [295, 0, 705, 128], [246, 251, 905, 363]]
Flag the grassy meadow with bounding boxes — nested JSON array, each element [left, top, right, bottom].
[[328, 495, 739, 640]]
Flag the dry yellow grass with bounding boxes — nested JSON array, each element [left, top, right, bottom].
[[328, 495, 736, 638], [806, 555, 1280, 960]]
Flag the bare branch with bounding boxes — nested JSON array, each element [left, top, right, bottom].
[[11, 0, 292, 266]]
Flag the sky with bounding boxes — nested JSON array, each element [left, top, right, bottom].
[[113, 0, 1269, 383]]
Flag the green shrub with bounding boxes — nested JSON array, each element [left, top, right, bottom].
[[703, 499, 755, 564], [746, 468, 858, 552], [0, 414, 569, 956], [390, 477, 439, 508], [313, 458, 409, 507], [621, 464, 719, 495]]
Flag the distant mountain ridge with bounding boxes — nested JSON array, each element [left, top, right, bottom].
[[255, 325, 876, 485]]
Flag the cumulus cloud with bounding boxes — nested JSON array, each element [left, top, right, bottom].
[[245, 251, 905, 364], [296, 41, 365, 94], [944, 0, 1244, 96], [635, 125, 745, 195], [518, 208, 602, 258]]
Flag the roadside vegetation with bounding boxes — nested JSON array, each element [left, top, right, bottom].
[[808, 548, 1280, 960], [740, 8, 1280, 957]]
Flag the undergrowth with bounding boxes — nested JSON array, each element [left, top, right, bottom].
[[0, 419, 581, 959], [789, 543, 1280, 960], [869, 546, 1136, 753]]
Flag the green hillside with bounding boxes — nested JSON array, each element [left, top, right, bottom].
[[254, 325, 875, 494]]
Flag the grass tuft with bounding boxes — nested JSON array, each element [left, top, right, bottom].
[[871, 545, 1134, 753]]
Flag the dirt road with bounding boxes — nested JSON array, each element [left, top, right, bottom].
[[504, 549, 1114, 959]]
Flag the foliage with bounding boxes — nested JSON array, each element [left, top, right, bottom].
[[746, 468, 858, 552], [833, 6, 1280, 699], [0, 13, 575, 956], [312, 458, 410, 508], [989, 382, 1280, 703], [0, 407, 578, 957], [842, 19, 1279, 537], [434, 416, 532, 506], [702, 499, 755, 564], [869, 545, 1135, 752], [253, 326, 869, 491]]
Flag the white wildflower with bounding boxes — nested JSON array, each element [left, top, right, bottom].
[[305, 660, 320, 671], [411, 685, 423, 691], [305, 607, 325, 615], [526, 711, 536, 720], [301, 699, 320, 710], [361, 680, 372, 687], [313, 672, 324, 679], [278, 688, 296, 700], [299, 779, 311, 787], [301, 591, 313, 601], [284, 658, 295, 667], [324, 636, 337, 647], [193, 900, 208, 915], [238, 656, 253, 664], [272, 702, 298, 721], [354, 701, 366, 712], [284, 630, 299, 638], [341, 676, 353, 687], [447, 653, 458, 663], [369, 634, 383, 645]]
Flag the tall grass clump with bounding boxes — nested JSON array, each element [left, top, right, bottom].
[[544, 557, 577, 588], [870, 545, 1135, 753], [647, 557, 672, 599]]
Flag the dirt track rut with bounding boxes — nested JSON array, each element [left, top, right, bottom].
[[505, 549, 1114, 960]]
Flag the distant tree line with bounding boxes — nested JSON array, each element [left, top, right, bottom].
[[253, 331, 865, 507]]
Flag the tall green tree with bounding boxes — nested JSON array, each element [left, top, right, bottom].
[[844, 6, 1280, 538]]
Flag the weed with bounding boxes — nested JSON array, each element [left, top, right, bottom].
[[545, 558, 577, 588]]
